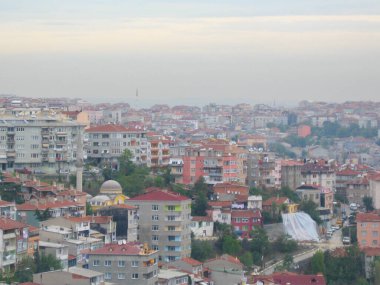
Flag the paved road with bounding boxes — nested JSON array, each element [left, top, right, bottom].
[[259, 228, 343, 275]]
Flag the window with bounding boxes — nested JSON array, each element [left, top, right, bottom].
[[118, 260, 125, 267], [167, 215, 175, 221], [152, 205, 159, 211], [104, 260, 112, 267], [152, 235, 159, 241], [167, 205, 175, 211], [152, 245, 159, 250], [373, 231, 379, 237], [118, 273, 126, 280], [105, 273, 112, 280], [362, 231, 367, 237], [93, 260, 100, 266], [131, 261, 139, 267], [152, 215, 159, 221], [168, 226, 175, 231], [152, 225, 159, 231], [132, 273, 139, 279]]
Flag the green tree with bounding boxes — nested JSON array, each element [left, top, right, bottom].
[[299, 200, 322, 224], [239, 252, 253, 269], [250, 228, 269, 265], [374, 259, 380, 285], [34, 208, 52, 222], [222, 235, 242, 256], [86, 202, 93, 215], [310, 250, 325, 275], [13, 256, 36, 282], [191, 177, 210, 216], [273, 235, 298, 253], [37, 253, 63, 273], [363, 196, 374, 212], [191, 239, 215, 262]]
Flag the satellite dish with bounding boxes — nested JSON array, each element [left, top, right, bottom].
[[118, 240, 122, 245], [122, 240, 127, 244]]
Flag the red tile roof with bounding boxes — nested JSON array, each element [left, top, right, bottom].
[[86, 125, 143, 133], [181, 257, 203, 266], [0, 200, 14, 207], [336, 169, 361, 176], [16, 200, 83, 211], [0, 217, 28, 230], [362, 247, 380, 257], [263, 197, 289, 207], [231, 209, 262, 218], [205, 254, 243, 267], [253, 272, 326, 285], [128, 190, 189, 202], [357, 212, 380, 223], [208, 201, 232, 208], [90, 216, 113, 224], [192, 216, 213, 222]]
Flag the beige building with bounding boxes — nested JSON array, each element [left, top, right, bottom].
[[87, 242, 159, 285], [125, 190, 192, 262]]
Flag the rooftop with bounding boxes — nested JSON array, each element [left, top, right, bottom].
[[128, 190, 189, 202]]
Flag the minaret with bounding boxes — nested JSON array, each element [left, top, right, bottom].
[[75, 126, 84, 192]]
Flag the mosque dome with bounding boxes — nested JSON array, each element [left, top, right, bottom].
[[99, 180, 123, 195]]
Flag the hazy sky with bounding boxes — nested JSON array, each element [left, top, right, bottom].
[[1, 1, 380, 107]]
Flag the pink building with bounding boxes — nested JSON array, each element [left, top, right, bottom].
[[297, 124, 311, 138], [357, 212, 380, 248]]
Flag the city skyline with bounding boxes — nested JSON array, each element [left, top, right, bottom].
[[1, 1, 380, 107]]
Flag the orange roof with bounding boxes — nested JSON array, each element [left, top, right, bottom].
[[0, 217, 28, 230], [357, 212, 380, 222], [16, 200, 83, 211], [86, 125, 143, 133], [0, 200, 14, 207], [181, 257, 203, 266], [263, 197, 289, 206], [192, 216, 213, 222], [208, 201, 232, 208]]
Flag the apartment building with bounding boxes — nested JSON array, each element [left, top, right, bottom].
[[96, 204, 138, 242], [357, 212, 380, 248], [296, 185, 334, 223], [281, 160, 303, 191], [0, 218, 29, 271], [0, 113, 84, 173], [301, 162, 336, 192], [87, 242, 159, 285], [125, 190, 192, 262], [147, 134, 171, 168], [85, 124, 149, 166]]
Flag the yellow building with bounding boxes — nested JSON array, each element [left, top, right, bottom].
[[89, 180, 129, 210], [286, 203, 299, 214]]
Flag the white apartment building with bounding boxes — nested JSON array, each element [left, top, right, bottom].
[[85, 125, 149, 166], [0, 112, 84, 173]]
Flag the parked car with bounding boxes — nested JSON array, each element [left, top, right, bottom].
[[342, 236, 350, 245], [59, 169, 69, 174], [331, 226, 340, 231]]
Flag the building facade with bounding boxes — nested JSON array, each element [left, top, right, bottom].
[[125, 190, 192, 262], [0, 114, 84, 173], [87, 243, 159, 285]]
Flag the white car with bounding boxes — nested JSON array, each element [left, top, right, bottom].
[[331, 226, 340, 231], [342, 237, 350, 245]]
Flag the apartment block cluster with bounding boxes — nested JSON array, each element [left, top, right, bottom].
[[0, 170, 219, 285]]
